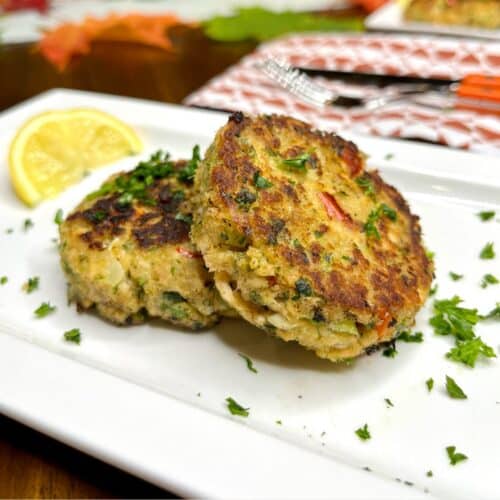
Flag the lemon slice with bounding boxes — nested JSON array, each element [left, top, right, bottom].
[[9, 108, 143, 206]]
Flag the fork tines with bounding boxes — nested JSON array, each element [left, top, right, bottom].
[[259, 58, 332, 107]]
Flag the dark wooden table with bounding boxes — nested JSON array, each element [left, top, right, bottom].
[[0, 10, 363, 497]]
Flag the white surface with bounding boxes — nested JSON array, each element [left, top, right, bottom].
[[0, 0, 349, 44], [366, 1, 500, 41], [1, 89, 500, 499]]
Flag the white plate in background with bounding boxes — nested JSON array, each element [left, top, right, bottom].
[[366, 1, 500, 41], [0, 89, 499, 499]]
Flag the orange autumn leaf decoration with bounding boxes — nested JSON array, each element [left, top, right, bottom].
[[37, 13, 194, 71]]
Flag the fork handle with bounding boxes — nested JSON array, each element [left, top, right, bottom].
[[461, 74, 500, 88], [456, 83, 500, 103]]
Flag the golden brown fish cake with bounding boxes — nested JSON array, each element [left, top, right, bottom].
[[404, 0, 500, 29], [59, 150, 231, 329], [192, 113, 433, 361]]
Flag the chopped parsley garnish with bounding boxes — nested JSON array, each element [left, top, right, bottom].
[[5, 228, 13, 234], [23, 218, 34, 231], [34, 302, 56, 318], [363, 203, 397, 239], [23, 276, 39, 293], [235, 189, 257, 209], [86, 149, 190, 205], [294, 278, 312, 297], [54, 209, 63, 225], [445, 375, 467, 399], [276, 420, 282, 425], [174, 213, 193, 225], [430, 296, 481, 340], [429, 284, 438, 297], [382, 340, 397, 358], [282, 153, 310, 171], [384, 398, 394, 407], [449, 272, 463, 281], [89, 210, 107, 223], [63, 328, 81, 344], [485, 303, 500, 319], [426, 378, 434, 392], [480, 273, 499, 288], [425, 248, 435, 261], [477, 210, 495, 221], [380, 203, 397, 221], [355, 175, 376, 199], [0, 276, 7, 285], [398, 331, 423, 343], [384, 153, 394, 160], [238, 353, 257, 373], [430, 296, 495, 367], [446, 337, 496, 367], [226, 397, 249, 417], [446, 446, 468, 466], [355, 424, 371, 441], [253, 172, 272, 189], [163, 291, 186, 303], [426, 470, 433, 477], [479, 242, 495, 260], [177, 145, 201, 183]]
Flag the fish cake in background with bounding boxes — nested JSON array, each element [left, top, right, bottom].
[[404, 0, 500, 29], [192, 113, 433, 361], [59, 149, 232, 329]]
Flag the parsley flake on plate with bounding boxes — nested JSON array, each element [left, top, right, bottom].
[[449, 272, 463, 281], [445, 375, 467, 399], [426, 470, 433, 477], [63, 328, 81, 344], [426, 378, 434, 392], [0, 276, 7, 285], [480, 273, 499, 289], [34, 302, 56, 318], [430, 296, 495, 367], [485, 303, 500, 319], [54, 209, 64, 225], [23, 276, 39, 293], [238, 353, 257, 373], [477, 210, 495, 222], [429, 284, 438, 297], [446, 446, 468, 466], [398, 331, 423, 343], [382, 340, 397, 358], [23, 218, 34, 231], [430, 296, 481, 340], [446, 338, 496, 367], [355, 424, 371, 441], [479, 242, 495, 260], [226, 397, 249, 417], [384, 398, 394, 408]]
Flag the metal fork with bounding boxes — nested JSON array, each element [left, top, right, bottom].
[[258, 59, 430, 111]]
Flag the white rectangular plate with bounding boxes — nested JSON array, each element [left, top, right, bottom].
[[366, 1, 500, 41], [1, 89, 499, 499]]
